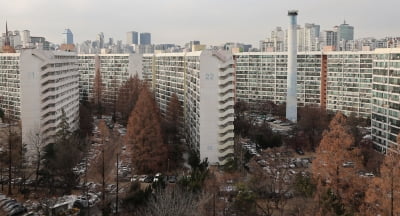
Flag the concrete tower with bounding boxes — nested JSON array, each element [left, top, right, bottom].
[[286, 10, 298, 122]]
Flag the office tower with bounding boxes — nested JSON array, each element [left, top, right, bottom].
[[140, 32, 151, 45], [126, 31, 138, 45], [144, 50, 235, 164], [0, 49, 79, 160], [338, 21, 354, 41], [63, 28, 73, 44], [21, 30, 31, 47], [321, 30, 338, 51], [97, 32, 105, 49], [286, 10, 298, 122], [303, 23, 320, 51]]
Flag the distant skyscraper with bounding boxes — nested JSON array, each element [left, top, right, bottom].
[[97, 32, 105, 49], [126, 31, 138, 45], [63, 29, 73, 44], [321, 30, 338, 50], [140, 32, 151, 45], [338, 21, 354, 41]]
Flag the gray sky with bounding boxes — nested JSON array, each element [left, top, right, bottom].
[[2, 0, 400, 46]]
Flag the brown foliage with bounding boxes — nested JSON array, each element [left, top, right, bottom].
[[116, 74, 142, 126], [125, 86, 167, 173], [312, 112, 364, 214], [363, 135, 400, 215], [92, 55, 103, 117]]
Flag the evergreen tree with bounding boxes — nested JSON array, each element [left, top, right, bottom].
[[125, 86, 167, 173], [56, 108, 70, 144]]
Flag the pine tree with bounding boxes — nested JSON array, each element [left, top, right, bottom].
[[125, 86, 167, 173], [363, 135, 400, 216], [312, 112, 364, 214], [56, 108, 70, 144]]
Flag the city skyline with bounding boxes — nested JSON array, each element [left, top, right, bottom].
[[2, 0, 400, 46]]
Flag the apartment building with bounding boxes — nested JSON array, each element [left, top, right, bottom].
[[371, 48, 400, 153], [234, 52, 322, 107], [145, 50, 235, 165], [0, 49, 79, 160], [77, 54, 142, 109], [325, 52, 374, 117]]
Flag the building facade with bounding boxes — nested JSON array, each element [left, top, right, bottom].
[[371, 49, 400, 153], [145, 51, 235, 165], [234, 52, 322, 107], [77, 54, 142, 110], [126, 31, 138, 45], [325, 52, 373, 117], [140, 33, 151, 45], [0, 49, 79, 160]]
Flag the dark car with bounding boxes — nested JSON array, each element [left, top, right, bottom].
[[144, 176, 153, 183], [9, 206, 27, 216], [295, 148, 304, 155], [168, 176, 177, 183]]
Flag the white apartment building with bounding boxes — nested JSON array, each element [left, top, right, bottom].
[[0, 49, 79, 160], [234, 52, 322, 107], [77, 54, 142, 109], [145, 50, 235, 165], [371, 49, 400, 153], [326, 52, 374, 117]]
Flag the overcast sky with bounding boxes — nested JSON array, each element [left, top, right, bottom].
[[2, 0, 400, 46]]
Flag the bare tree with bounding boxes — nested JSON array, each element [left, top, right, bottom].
[[247, 147, 294, 216], [92, 54, 103, 118], [142, 188, 206, 216], [27, 126, 44, 191]]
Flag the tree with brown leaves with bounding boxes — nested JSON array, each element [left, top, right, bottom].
[[125, 86, 167, 173], [363, 135, 400, 216], [312, 112, 364, 215], [116, 74, 142, 126], [92, 55, 103, 118]]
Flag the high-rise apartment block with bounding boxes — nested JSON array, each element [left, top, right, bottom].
[[0, 49, 79, 160], [143, 51, 235, 164], [371, 49, 400, 153], [77, 54, 142, 109], [234, 49, 400, 153]]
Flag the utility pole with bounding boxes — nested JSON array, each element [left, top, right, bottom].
[[116, 153, 119, 215], [8, 122, 12, 195], [102, 146, 105, 215]]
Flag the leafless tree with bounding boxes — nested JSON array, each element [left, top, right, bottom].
[[27, 125, 44, 191], [142, 188, 207, 216]]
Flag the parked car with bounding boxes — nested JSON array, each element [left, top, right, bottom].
[[138, 175, 147, 182], [144, 176, 153, 183], [168, 176, 177, 183], [295, 148, 304, 155]]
